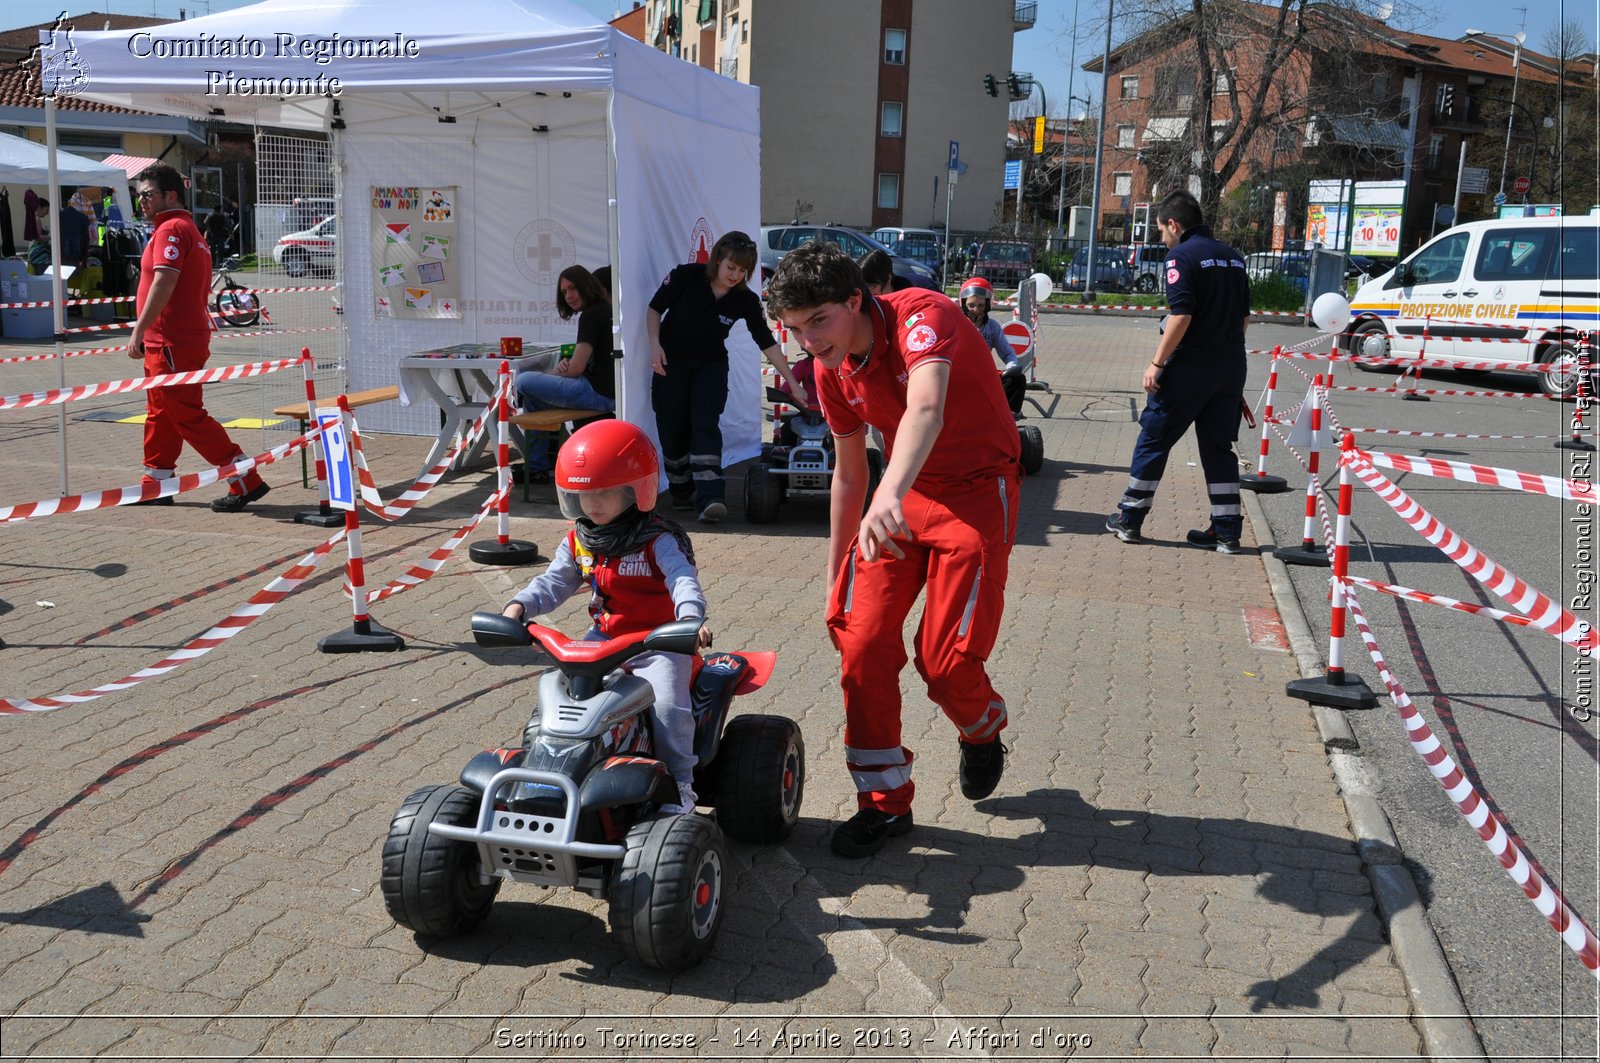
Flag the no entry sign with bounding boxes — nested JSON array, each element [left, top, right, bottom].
[[1002, 319, 1033, 359]]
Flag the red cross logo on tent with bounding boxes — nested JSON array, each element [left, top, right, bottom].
[[689, 217, 714, 263]]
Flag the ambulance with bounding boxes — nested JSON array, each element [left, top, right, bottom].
[[1343, 215, 1598, 397]]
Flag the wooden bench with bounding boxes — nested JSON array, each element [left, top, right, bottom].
[[272, 385, 401, 486], [509, 407, 611, 501]]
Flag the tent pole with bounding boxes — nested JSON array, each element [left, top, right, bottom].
[[605, 87, 624, 426], [46, 96, 69, 497]]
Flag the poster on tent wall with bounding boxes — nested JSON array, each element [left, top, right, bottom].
[[370, 186, 460, 319]]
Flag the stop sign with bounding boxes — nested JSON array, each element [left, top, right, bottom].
[[1513, 176, 1531, 195], [1001, 320, 1033, 359]]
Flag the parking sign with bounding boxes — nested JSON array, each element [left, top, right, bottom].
[[316, 406, 354, 511]]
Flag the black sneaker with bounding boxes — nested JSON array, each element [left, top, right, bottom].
[[959, 737, 1007, 800], [1186, 526, 1242, 554], [211, 481, 270, 513], [1104, 511, 1144, 544], [830, 808, 914, 858], [669, 493, 695, 512], [698, 500, 727, 523]]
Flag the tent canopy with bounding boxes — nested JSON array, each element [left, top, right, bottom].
[[0, 130, 135, 226], [62, 0, 767, 463]]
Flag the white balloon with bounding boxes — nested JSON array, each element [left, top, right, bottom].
[[1030, 272, 1054, 303], [1311, 291, 1351, 333]]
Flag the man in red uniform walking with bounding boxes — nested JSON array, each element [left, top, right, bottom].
[[126, 164, 268, 511], [767, 241, 1021, 857]]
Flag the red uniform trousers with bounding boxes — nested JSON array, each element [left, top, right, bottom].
[[827, 470, 1019, 814], [142, 340, 262, 493]]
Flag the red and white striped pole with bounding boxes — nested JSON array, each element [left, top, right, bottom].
[[1287, 431, 1377, 708], [1275, 374, 1331, 566], [318, 396, 404, 652], [1401, 317, 1430, 402], [469, 362, 539, 566], [294, 347, 341, 528], [1240, 346, 1289, 493]]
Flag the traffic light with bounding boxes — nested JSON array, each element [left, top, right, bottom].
[[983, 74, 998, 97], [1007, 73, 1023, 99]]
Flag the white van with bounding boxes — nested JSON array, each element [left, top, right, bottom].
[[1344, 215, 1597, 397]]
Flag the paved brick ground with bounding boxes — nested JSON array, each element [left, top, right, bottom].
[[0, 317, 1424, 1059]]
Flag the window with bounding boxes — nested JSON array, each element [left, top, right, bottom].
[[58, 131, 122, 154], [1405, 231, 1469, 285], [881, 101, 903, 138], [1474, 228, 1556, 281], [742, 19, 748, 42], [1554, 226, 1599, 281], [1120, 75, 1140, 100], [1215, 71, 1231, 94], [1117, 124, 1135, 148], [884, 28, 906, 65], [1113, 172, 1133, 197], [1434, 83, 1456, 117], [778, 227, 818, 251], [1273, 125, 1296, 153], [877, 173, 901, 210]]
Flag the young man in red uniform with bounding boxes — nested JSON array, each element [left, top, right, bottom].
[[126, 164, 269, 511], [767, 241, 1021, 857]]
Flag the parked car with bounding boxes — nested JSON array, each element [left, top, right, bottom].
[[971, 239, 1035, 289], [871, 226, 944, 272], [758, 224, 939, 290], [1063, 247, 1133, 292], [272, 216, 337, 277], [1244, 251, 1310, 291], [1125, 243, 1168, 293]]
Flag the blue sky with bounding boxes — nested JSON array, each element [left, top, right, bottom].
[[10, 0, 1592, 119]]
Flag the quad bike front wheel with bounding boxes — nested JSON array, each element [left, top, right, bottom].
[[381, 784, 501, 936], [610, 814, 727, 970], [744, 464, 781, 524], [1018, 424, 1044, 475], [713, 715, 805, 842]]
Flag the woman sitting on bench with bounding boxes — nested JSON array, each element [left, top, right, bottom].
[[514, 264, 615, 482]]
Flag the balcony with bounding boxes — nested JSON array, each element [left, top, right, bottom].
[[1429, 96, 1485, 130], [1014, 1, 1037, 30], [1422, 152, 1458, 177]]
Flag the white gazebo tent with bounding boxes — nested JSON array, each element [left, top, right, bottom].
[[61, 0, 766, 459], [0, 128, 138, 494]]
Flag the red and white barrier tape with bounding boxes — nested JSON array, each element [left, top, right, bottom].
[[0, 356, 301, 411], [346, 382, 502, 522], [1328, 384, 1545, 400], [1359, 447, 1597, 505], [1343, 587, 1600, 975], [0, 294, 136, 309], [0, 529, 344, 715], [1257, 347, 1555, 375], [1343, 575, 1537, 629], [0, 420, 328, 524], [0, 326, 339, 367], [1342, 427, 1565, 440], [1343, 452, 1596, 651], [356, 487, 506, 604], [1006, 299, 1306, 317]]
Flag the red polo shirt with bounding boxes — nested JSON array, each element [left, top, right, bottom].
[[137, 208, 212, 346], [815, 288, 1020, 488]]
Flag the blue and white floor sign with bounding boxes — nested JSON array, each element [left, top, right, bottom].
[[316, 407, 354, 511]]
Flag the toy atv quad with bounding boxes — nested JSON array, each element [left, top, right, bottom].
[[381, 614, 803, 971], [745, 386, 882, 523]]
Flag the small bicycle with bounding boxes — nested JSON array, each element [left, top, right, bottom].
[[210, 255, 261, 328]]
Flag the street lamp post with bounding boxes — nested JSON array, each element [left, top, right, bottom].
[[1466, 28, 1527, 198], [1084, 0, 1114, 302]]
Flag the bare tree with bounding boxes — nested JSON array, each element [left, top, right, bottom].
[[1542, 19, 1592, 62]]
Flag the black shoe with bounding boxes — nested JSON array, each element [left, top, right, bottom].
[[1104, 511, 1144, 544], [1186, 526, 1242, 554], [670, 493, 695, 512], [959, 737, 1007, 800], [698, 500, 727, 524], [211, 481, 270, 513], [830, 808, 914, 858], [131, 494, 174, 506]]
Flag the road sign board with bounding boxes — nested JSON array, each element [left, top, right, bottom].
[[1003, 159, 1021, 190], [1001, 319, 1034, 359], [1459, 166, 1490, 194], [1513, 175, 1531, 195], [949, 140, 960, 169], [1493, 191, 1507, 207], [316, 406, 354, 511]]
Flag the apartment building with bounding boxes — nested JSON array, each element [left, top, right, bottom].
[[626, 0, 1033, 230]]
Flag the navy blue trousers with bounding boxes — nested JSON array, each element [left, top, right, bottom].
[[1117, 356, 1246, 535], [652, 353, 729, 507]]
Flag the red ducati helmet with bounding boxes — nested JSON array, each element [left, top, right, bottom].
[[554, 419, 660, 520], [958, 276, 993, 306]]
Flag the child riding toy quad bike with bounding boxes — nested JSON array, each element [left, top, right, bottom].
[[381, 613, 803, 970]]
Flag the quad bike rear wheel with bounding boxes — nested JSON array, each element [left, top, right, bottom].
[[610, 814, 727, 970], [713, 715, 804, 842], [744, 464, 781, 523], [1018, 424, 1044, 475], [381, 784, 500, 936]]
